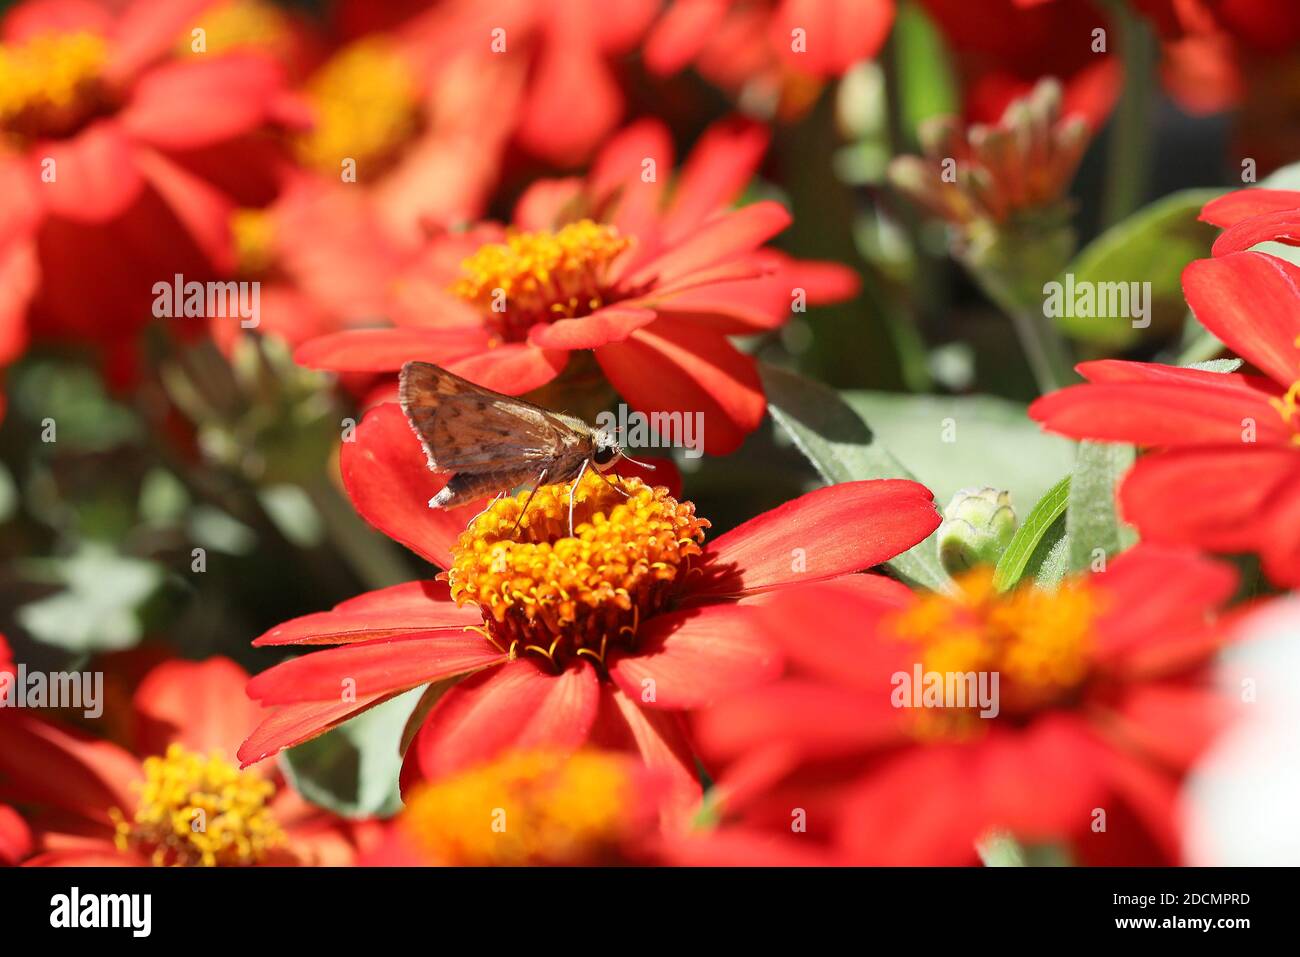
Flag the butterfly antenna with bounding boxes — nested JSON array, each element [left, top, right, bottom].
[[618, 450, 657, 470], [567, 459, 589, 537]]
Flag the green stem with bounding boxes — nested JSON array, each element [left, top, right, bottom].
[[971, 269, 1077, 394], [1101, 1, 1156, 228]]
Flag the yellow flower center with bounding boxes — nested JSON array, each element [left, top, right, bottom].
[[294, 39, 419, 177], [181, 0, 293, 58], [111, 743, 285, 867], [231, 207, 276, 277], [890, 567, 1099, 733], [447, 471, 707, 670], [452, 219, 634, 341], [399, 750, 637, 866], [0, 31, 110, 140]]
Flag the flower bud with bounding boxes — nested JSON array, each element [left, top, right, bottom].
[[937, 487, 1017, 573]]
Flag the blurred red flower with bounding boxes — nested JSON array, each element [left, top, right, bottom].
[[678, 546, 1237, 865], [237, 402, 940, 818], [0, 0, 297, 379], [297, 116, 860, 454], [0, 655, 375, 866], [645, 0, 895, 118], [1031, 203, 1300, 586], [0, 635, 33, 867]]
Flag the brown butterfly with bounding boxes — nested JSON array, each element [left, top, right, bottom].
[[398, 360, 647, 531]]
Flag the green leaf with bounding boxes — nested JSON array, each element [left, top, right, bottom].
[[760, 365, 950, 592], [1055, 188, 1221, 347], [839, 391, 1076, 510], [16, 543, 163, 651], [993, 476, 1070, 592], [278, 686, 423, 819], [1066, 441, 1136, 573]]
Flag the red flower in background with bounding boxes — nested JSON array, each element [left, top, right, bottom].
[[237, 402, 940, 818], [645, 0, 895, 118], [1031, 201, 1300, 586], [0, 0, 297, 380], [678, 547, 1237, 865], [0, 655, 374, 866], [0, 635, 34, 867], [297, 115, 859, 454]]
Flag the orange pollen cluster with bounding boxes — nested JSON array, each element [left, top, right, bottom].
[[399, 750, 638, 866], [889, 567, 1100, 731], [0, 31, 111, 141], [1268, 337, 1300, 445], [446, 471, 708, 670], [451, 219, 634, 341]]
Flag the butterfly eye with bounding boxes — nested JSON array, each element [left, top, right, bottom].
[[592, 444, 618, 469]]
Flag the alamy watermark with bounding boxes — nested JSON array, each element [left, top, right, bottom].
[[891, 663, 1000, 719], [152, 274, 260, 328], [0, 665, 102, 719], [593, 405, 704, 460], [1043, 274, 1151, 329]]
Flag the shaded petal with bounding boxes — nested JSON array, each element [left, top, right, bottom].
[[409, 659, 599, 780], [1200, 188, 1300, 228], [237, 693, 391, 767], [694, 479, 940, 596], [294, 327, 493, 373], [595, 320, 765, 455], [662, 116, 769, 239], [35, 121, 143, 222], [133, 657, 261, 759], [1212, 210, 1300, 256], [589, 684, 701, 819], [106, 0, 211, 80], [608, 602, 781, 709], [254, 580, 478, 646], [0, 715, 139, 825], [623, 201, 791, 289], [341, 403, 480, 568], [444, 343, 567, 394]]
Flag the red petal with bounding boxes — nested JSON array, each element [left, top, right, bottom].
[[0, 804, 33, 866], [0, 715, 139, 825], [120, 54, 284, 149], [608, 602, 781, 709], [340, 403, 479, 568], [624, 201, 792, 289], [1119, 446, 1299, 554], [1028, 379, 1290, 446], [589, 684, 701, 819], [1212, 210, 1300, 256], [34, 121, 143, 222], [132, 147, 235, 273], [643, 0, 726, 74], [595, 320, 765, 455], [770, 0, 895, 77], [133, 657, 260, 759], [1199, 188, 1300, 228], [1183, 253, 1300, 387], [294, 328, 493, 373], [3, 0, 110, 43], [254, 580, 479, 646], [694, 479, 940, 596], [444, 344, 567, 394], [106, 0, 211, 80], [409, 659, 599, 780], [237, 693, 391, 767], [662, 116, 769, 240], [527, 306, 656, 350], [246, 634, 506, 704]]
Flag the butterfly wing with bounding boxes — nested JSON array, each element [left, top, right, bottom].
[[398, 361, 592, 506]]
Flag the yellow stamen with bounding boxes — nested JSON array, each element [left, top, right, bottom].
[[110, 743, 285, 867], [452, 219, 634, 340], [181, 0, 293, 58], [294, 39, 418, 176], [446, 471, 707, 669], [889, 567, 1099, 733], [0, 32, 109, 140], [399, 750, 637, 866], [231, 207, 276, 277]]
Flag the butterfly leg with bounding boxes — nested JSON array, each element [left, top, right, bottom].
[[466, 492, 505, 528], [511, 468, 549, 534], [567, 458, 589, 537], [597, 468, 633, 498]]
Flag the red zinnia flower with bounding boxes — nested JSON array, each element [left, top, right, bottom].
[[296, 115, 860, 454], [1030, 208, 1300, 586], [237, 402, 940, 816], [0, 635, 33, 867], [645, 0, 895, 118], [677, 546, 1237, 865], [0, 655, 374, 866], [0, 0, 296, 374]]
